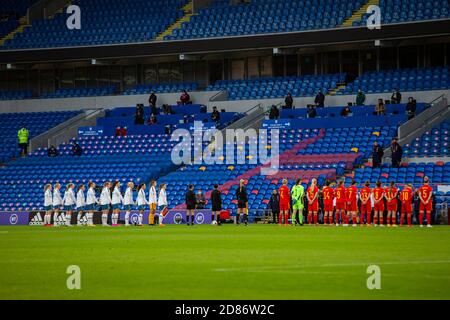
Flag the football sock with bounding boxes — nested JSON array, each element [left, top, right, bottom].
[[335, 212, 340, 224], [352, 215, 356, 225], [299, 210, 303, 224], [379, 216, 384, 225], [313, 214, 318, 224], [138, 213, 143, 225], [149, 213, 155, 225], [65, 213, 71, 226], [217, 213, 221, 224], [374, 216, 378, 225], [77, 213, 81, 225], [191, 215, 195, 224], [366, 212, 371, 225], [341, 212, 346, 224], [419, 213, 424, 225], [307, 214, 312, 224], [88, 213, 94, 225], [284, 213, 289, 225], [278, 213, 282, 224], [426, 212, 431, 225], [407, 214, 412, 226], [324, 216, 328, 225], [102, 213, 108, 225], [291, 212, 297, 224], [400, 214, 404, 226], [125, 211, 130, 226]]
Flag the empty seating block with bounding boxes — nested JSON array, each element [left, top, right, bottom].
[[403, 121, 449, 157]]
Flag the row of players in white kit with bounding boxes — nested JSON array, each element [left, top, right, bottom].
[[42, 181, 168, 226]]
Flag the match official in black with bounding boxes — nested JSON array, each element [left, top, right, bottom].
[[236, 179, 248, 226], [211, 184, 222, 225], [185, 185, 196, 226]]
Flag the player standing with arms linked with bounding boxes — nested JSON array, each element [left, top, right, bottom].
[[322, 181, 334, 226], [307, 178, 319, 225], [373, 181, 385, 227], [418, 176, 433, 228], [399, 184, 413, 227], [291, 179, 304, 226], [385, 181, 399, 227], [359, 181, 372, 226], [334, 180, 346, 226], [278, 179, 291, 226], [346, 180, 358, 227]]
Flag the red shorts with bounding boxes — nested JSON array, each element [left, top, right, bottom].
[[387, 202, 397, 212], [335, 202, 346, 211], [401, 202, 412, 214], [308, 201, 319, 212], [323, 202, 334, 212], [374, 201, 384, 212], [360, 202, 372, 214], [346, 201, 357, 212], [279, 202, 290, 211], [419, 202, 432, 212]]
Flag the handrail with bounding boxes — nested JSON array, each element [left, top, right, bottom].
[[209, 90, 229, 102]]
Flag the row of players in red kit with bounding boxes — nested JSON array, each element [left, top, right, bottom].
[[276, 176, 434, 228]]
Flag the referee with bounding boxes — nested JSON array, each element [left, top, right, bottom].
[[185, 185, 196, 226]]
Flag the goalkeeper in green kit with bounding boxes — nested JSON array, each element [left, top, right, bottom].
[[291, 179, 304, 226]]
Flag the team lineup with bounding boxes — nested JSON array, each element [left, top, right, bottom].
[[41, 175, 434, 228]]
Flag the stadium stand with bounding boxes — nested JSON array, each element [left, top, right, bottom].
[[1, 0, 189, 49], [123, 82, 198, 95], [207, 74, 346, 100], [338, 67, 450, 95], [41, 86, 116, 99], [0, 90, 33, 100], [403, 120, 450, 157], [0, 110, 82, 163]]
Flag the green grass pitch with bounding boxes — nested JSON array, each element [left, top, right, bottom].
[[0, 225, 449, 300]]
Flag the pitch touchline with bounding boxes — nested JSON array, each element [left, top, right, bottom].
[[213, 260, 450, 272]]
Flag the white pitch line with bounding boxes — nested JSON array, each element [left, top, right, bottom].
[[214, 260, 450, 272], [0, 231, 9, 234]]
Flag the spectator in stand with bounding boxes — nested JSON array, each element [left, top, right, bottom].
[[391, 137, 403, 168], [285, 92, 294, 109], [356, 89, 366, 106], [211, 106, 221, 123], [148, 115, 157, 125], [340, 106, 352, 117], [268, 105, 280, 120], [180, 90, 191, 105], [375, 98, 386, 115], [72, 142, 83, 156], [268, 189, 280, 224], [406, 97, 416, 120], [314, 90, 325, 108], [47, 145, 58, 157], [391, 89, 402, 104], [307, 105, 317, 118], [115, 126, 122, 137], [134, 104, 145, 125], [17, 126, 29, 157], [196, 189, 206, 209], [372, 141, 383, 168], [162, 104, 172, 115], [149, 92, 157, 110], [121, 126, 127, 136]]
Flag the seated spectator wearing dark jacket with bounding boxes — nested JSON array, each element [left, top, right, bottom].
[[307, 105, 317, 118], [211, 106, 221, 123], [340, 106, 352, 117], [180, 90, 191, 105], [391, 89, 402, 104], [115, 126, 122, 137], [148, 115, 157, 125], [162, 104, 172, 115], [268, 189, 280, 224], [314, 90, 325, 108], [406, 97, 416, 120], [134, 104, 145, 124], [284, 92, 294, 109], [356, 90, 366, 106], [72, 142, 83, 156], [269, 105, 280, 119], [47, 145, 58, 157]]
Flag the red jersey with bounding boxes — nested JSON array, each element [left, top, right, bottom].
[[360, 187, 372, 204], [279, 185, 291, 205], [345, 186, 358, 203], [385, 187, 398, 205], [373, 187, 385, 202], [322, 186, 334, 204], [335, 186, 346, 204], [418, 185, 433, 204], [307, 185, 319, 203], [400, 188, 413, 203]]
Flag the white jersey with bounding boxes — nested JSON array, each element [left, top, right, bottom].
[[63, 189, 76, 206], [124, 187, 135, 206], [158, 189, 168, 207], [76, 189, 86, 209], [44, 189, 52, 207], [99, 187, 112, 205], [137, 189, 148, 206], [86, 187, 97, 205], [111, 186, 124, 205], [149, 186, 157, 204], [52, 188, 63, 206]]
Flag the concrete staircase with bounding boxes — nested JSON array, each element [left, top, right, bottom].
[[341, 0, 380, 27], [0, 16, 29, 46], [155, 0, 195, 41]]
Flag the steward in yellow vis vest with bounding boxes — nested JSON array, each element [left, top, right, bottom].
[[17, 127, 29, 157]]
